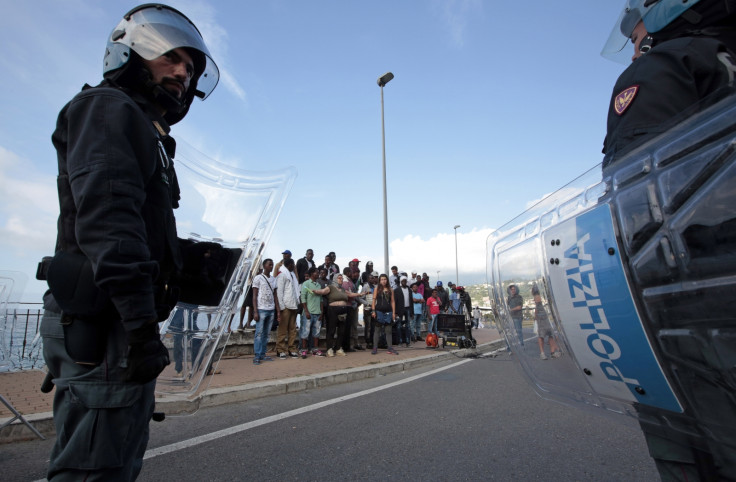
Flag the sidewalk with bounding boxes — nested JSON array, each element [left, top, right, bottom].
[[0, 328, 504, 443]]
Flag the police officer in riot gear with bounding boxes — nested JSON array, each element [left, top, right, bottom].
[[603, 0, 736, 166], [40, 4, 218, 480], [602, 1, 736, 479]]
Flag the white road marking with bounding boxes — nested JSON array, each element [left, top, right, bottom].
[[144, 358, 472, 460]]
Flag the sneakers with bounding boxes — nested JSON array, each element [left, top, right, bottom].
[[551, 351, 562, 359], [300, 350, 308, 359], [312, 349, 325, 357], [289, 351, 300, 358], [371, 348, 378, 355], [354, 345, 365, 351], [387, 348, 399, 355], [261, 356, 274, 362], [540, 353, 548, 360], [253, 357, 261, 365], [278, 352, 287, 360], [336, 348, 346, 356], [327, 348, 335, 357]]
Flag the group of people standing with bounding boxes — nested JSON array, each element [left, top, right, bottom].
[[241, 249, 478, 361], [506, 283, 561, 360]]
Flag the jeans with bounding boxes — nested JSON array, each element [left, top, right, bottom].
[[373, 311, 393, 348], [300, 312, 322, 340], [512, 316, 524, 346], [363, 308, 373, 346], [411, 312, 423, 338], [169, 303, 201, 373], [397, 311, 411, 343], [255, 309, 275, 359], [427, 313, 438, 334], [348, 306, 360, 348]]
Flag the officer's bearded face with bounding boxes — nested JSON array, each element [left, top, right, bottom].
[[142, 48, 194, 101]]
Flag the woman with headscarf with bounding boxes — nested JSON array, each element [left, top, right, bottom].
[[325, 273, 364, 357]]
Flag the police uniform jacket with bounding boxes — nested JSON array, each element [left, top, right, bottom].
[[603, 36, 736, 167], [47, 82, 181, 331]]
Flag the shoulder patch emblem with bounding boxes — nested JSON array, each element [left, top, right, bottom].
[[614, 85, 639, 116]]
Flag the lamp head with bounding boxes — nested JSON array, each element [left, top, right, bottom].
[[377, 72, 394, 87]]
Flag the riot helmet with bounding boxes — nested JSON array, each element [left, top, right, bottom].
[[103, 4, 220, 124], [602, 0, 736, 62]]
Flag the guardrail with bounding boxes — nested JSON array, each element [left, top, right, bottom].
[[1, 303, 44, 371]]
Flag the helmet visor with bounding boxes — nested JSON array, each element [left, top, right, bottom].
[[111, 5, 219, 99], [601, 2, 645, 64]]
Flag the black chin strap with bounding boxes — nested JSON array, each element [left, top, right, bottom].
[[144, 78, 186, 116]]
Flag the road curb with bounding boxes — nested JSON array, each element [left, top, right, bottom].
[[0, 339, 506, 443]]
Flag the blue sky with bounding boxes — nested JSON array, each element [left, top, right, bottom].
[[0, 0, 629, 300]]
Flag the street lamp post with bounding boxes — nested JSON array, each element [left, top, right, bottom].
[[453, 224, 461, 285], [378, 71, 394, 276]]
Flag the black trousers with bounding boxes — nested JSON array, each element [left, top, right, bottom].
[[327, 305, 349, 351]]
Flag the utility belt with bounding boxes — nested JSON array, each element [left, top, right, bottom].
[[37, 240, 242, 365], [37, 251, 178, 365]]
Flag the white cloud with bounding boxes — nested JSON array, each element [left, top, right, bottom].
[[431, 0, 482, 47], [220, 70, 247, 103], [170, 0, 248, 105], [388, 227, 495, 284], [524, 190, 555, 210], [0, 146, 57, 274]]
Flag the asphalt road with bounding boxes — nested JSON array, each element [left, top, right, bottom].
[[2, 352, 659, 481]]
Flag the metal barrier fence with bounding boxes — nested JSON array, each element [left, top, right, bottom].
[[1, 303, 45, 371]]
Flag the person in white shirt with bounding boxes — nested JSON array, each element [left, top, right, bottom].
[[393, 276, 413, 347], [389, 266, 400, 289], [472, 306, 482, 329], [276, 258, 301, 359], [252, 259, 280, 364]]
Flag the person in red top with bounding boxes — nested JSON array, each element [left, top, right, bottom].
[[426, 289, 441, 335]]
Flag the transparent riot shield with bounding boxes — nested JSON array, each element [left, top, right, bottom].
[[156, 140, 296, 412], [487, 170, 648, 420], [488, 90, 736, 456]]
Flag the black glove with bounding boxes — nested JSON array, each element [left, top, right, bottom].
[[124, 322, 170, 384]]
